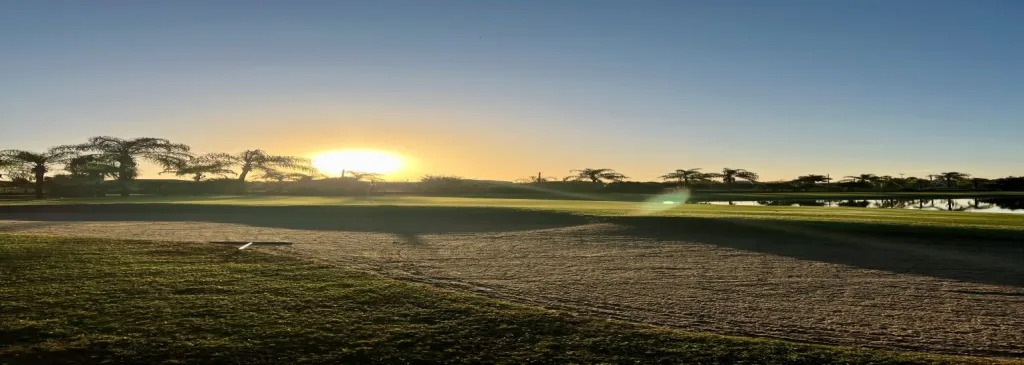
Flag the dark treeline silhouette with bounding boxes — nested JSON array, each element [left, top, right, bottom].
[[1, 136, 313, 198], [3, 139, 1024, 198]]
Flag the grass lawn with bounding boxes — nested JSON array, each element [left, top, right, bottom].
[[1, 234, 1000, 364], [4, 194, 1024, 232]]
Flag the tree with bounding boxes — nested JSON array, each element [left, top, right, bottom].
[[260, 171, 314, 193], [66, 155, 118, 179], [209, 150, 313, 183], [65, 155, 119, 197], [792, 174, 831, 191], [0, 148, 78, 198], [717, 168, 758, 189], [935, 171, 970, 189], [71, 136, 192, 196], [348, 171, 384, 182], [793, 174, 830, 184], [660, 168, 709, 186], [968, 177, 990, 190], [843, 174, 879, 185], [162, 154, 236, 182], [564, 168, 627, 183]]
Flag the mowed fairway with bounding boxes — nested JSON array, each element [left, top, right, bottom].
[[2, 196, 1023, 361], [3, 235, 987, 364]]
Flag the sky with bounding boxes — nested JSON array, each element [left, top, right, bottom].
[[1, 0, 1022, 181]]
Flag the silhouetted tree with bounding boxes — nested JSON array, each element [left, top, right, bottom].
[[843, 174, 879, 185], [65, 155, 118, 196], [935, 171, 970, 188], [968, 177, 990, 190], [795, 174, 830, 184], [564, 168, 627, 183], [660, 168, 709, 186], [0, 148, 78, 198], [66, 155, 117, 178], [210, 150, 313, 183], [716, 168, 758, 189], [71, 136, 192, 196], [792, 174, 830, 191], [162, 154, 236, 182]]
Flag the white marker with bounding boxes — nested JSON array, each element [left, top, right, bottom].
[[238, 242, 254, 250]]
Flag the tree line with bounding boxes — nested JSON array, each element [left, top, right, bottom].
[[2, 137, 1021, 198], [529, 168, 1016, 192], [0, 136, 313, 198]]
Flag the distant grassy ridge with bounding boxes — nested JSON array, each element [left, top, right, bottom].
[[1, 234, 1002, 364], [3, 195, 1023, 232]]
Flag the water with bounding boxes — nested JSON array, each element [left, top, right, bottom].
[[699, 197, 1024, 214]]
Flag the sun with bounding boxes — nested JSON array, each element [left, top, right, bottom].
[[312, 150, 404, 176]]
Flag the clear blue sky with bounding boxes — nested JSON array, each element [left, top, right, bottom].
[[1, 0, 1022, 180]]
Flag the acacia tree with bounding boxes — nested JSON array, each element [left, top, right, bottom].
[[65, 155, 119, 196], [0, 148, 79, 198], [564, 168, 627, 183], [71, 137, 192, 196], [162, 154, 236, 182], [792, 174, 830, 191], [717, 168, 758, 189], [793, 174, 830, 184], [935, 171, 970, 188], [844, 174, 879, 185], [209, 150, 313, 183], [660, 168, 708, 186]]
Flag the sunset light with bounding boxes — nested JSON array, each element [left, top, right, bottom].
[[3, 2, 1023, 362], [312, 149, 404, 176]]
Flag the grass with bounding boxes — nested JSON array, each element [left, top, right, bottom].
[[4, 194, 1024, 232], [687, 190, 1024, 201], [469, 190, 1024, 202], [0, 234, 998, 364]]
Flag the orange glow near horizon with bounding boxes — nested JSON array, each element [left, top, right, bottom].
[[312, 149, 405, 177]]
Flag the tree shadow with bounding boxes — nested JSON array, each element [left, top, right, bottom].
[[1, 204, 1021, 287], [0, 204, 592, 245], [606, 216, 1024, 288]]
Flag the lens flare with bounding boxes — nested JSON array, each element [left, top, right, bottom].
[[634, 189, 692, 215]]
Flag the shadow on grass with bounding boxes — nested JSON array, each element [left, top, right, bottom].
[[608, 216, 1024, 288], [0, 204, 593, 245], [1, 204, 1021, 287]]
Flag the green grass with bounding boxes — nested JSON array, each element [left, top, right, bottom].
[[4, 194, 1024, 231], [687, 190, 1024, 201], [469, 190, 1024, 202], [1, 234, 996, 364]]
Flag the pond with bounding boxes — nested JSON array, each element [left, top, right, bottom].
[[699, 197, 1024, 214]]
